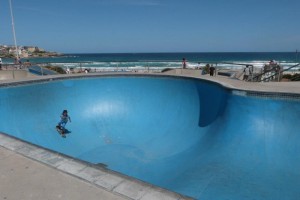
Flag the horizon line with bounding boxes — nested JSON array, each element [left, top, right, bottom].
[[63, 51, 299, 54]]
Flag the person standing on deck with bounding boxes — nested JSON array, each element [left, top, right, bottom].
[[209, 65, 215, 76], [243, 65, 251, 81], [182, 58, 187, 69]]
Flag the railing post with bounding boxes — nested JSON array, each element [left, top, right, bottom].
[[40, 67, 44, 76]]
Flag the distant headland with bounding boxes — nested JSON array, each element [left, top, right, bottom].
[[0, 45, 63, 58]]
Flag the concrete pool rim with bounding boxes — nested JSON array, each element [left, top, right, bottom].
[[1, 73, 300, 200], [1, 73, 300, 99]]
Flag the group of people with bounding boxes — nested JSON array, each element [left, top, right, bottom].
[[16, 59, 32, 68], [182, 58, 216, 76], [0, 58, 31, 70], [201, 64, 216, 76], [182, 58, 255, 81]]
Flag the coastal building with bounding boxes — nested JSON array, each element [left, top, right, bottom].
[[8, 47, 21, 57], [37, 47, 45, 52], [21, 49, 29, 58], [24, 46, 37, 53], [23, 46, 44, 53], [0, 47, 9, 55]]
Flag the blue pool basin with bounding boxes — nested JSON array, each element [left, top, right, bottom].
[[0, 76, 300, 200]]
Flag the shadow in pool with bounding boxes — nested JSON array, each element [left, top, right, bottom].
[[196, 82, 228, 127]]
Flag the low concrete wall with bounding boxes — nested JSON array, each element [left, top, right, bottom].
[[0, 70, 37, 81], [163, 68, 202, 76]]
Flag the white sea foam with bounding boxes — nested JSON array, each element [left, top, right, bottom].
[[47, 59, 298, 73]]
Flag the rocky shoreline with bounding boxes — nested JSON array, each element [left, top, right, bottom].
[[0, 45, 64, 58], [0, 52, 64, 58]]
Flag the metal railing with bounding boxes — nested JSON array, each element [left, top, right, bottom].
[[35, 62, 170, 74], [249, 63, 300, 82]]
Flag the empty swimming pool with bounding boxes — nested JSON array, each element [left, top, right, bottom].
[[0, 75, 300, 200]]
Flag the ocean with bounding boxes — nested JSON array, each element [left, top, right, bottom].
[[2, 52, 299, 71]]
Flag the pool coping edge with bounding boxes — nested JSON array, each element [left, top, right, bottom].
[[1, 73, 300, 98]]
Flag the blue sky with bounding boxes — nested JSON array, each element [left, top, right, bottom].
[[0, 0, 299, 53]]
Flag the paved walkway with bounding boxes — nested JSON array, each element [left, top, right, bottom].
[[0, 146, 126, 200]]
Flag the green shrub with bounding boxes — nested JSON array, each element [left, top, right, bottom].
[[282, 74, 292, 79], [282, 73, 300, 81], [45, 66, 66, 74]]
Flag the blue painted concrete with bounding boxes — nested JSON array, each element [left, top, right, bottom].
[[28, 66, 58, 75], [0, 76, 300, 200]]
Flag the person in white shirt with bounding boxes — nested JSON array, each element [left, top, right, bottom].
[[243, 65, 251, 81]]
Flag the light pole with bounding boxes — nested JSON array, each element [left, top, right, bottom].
[[9, 0, 19, 61]]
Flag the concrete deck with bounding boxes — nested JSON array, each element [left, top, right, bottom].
[[163, 68, 300, 94], [0, 69, 299, 200], [0, 145, 125, 200]]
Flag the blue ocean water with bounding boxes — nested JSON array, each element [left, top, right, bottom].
[[3, 52, 299, 70]]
